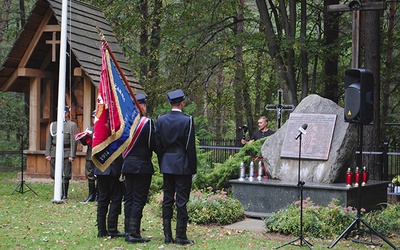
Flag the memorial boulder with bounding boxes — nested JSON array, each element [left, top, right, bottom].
[[262, 94, 358, 183]]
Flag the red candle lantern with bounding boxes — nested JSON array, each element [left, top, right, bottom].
[[354, 167, 360, 187], [346, 168, 352, 187], [362, 166, 369, 186]]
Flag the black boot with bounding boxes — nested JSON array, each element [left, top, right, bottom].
[[124, 217, 129, 236], [125, 218, 150, 243], [107, 217, 125, 238], [175, 220, 194, 245], [163, 219, 174, 244], [83, 181, 96, 202], [95, 183, 99, 201], [97, 215, 107, 237], [61, 182, 69, 200]]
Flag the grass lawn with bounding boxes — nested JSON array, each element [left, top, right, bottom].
[[0, 171, 399, 249]]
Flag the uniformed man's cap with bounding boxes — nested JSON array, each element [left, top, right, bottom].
[[167, 89, 185, 103], [91, 110, 96, 117], [136, 94, 147, 104]]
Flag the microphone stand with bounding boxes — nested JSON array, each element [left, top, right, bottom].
[[11, 134, 38, 196], [276, 132, 312, 249]]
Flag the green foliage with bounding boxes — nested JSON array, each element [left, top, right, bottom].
[[187, 188, 244, 225], [265, 198, 359, 238], [193, 137, 267, 190], [392, 175, 400, 186], [150, 187, 244, 226], [366, 204, 400, 236], [265, 198, 400, 239]]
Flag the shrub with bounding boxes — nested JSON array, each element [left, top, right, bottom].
[[265, 198, 360, 238], [150, 188, 244, 226], [366, 204, 400, 236], [187, 187, 244, 225], [193, 137, 267, 190]]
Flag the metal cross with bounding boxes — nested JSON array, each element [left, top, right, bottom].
[[265, 89, 295, 129]]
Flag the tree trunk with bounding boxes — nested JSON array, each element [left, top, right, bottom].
[[19, 0, 25, 27], [256, 0, 298, 105], [139, 0, 149, 84], [300, 0, 308, 99], [234, 0, 247, 143], [382, 1, 396, 140], [146, 0, 162, 114], [323, 0, 340, 103], [0, 0, 12, 42], [362, 2, 381, 179]]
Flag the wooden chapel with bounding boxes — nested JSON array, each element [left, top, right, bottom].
[[0, 0, 143, 179]]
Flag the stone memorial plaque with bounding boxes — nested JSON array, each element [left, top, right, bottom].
[[280, 113, 337, 160]]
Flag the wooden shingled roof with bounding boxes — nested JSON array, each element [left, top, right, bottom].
[[0, 0, 142, 92]]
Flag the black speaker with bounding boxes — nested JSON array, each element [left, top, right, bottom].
[[344, 68, 373, 124]]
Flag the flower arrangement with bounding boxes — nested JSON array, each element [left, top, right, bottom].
[[392, 175, 400, 186]]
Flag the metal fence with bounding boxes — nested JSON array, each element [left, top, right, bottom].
[[198, 139, 242, 168], [199, 138, 400, 181]]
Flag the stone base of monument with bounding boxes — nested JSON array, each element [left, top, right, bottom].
[[230, 179, 389, 218]]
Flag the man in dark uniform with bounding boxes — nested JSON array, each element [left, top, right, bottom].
[[156, 89, 197, 245], [122, 94, 156, 244], [78, 110, 97, 203], [45, 106, 78, 200], [95, 155, 125, 238]]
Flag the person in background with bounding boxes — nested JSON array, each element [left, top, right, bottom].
[[156, 89, 197, 245], [45, 106, 78, 200], [123, 94, 156, 244], [95, 155, 125, 238], [78, 110, 97, 203], [241, 116, 275, 145]]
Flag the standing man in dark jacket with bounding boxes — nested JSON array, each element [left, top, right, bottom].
[[122, 94, 156, 244], [156, 89, 197, 245], [95, 155, 125, 238]]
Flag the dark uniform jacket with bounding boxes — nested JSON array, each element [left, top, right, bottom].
[[156, 110, 197, 175], [94, 155, 123, 177], [122, 117, 156, 175]]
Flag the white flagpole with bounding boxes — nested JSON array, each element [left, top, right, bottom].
[[53, 0, 69, 203]]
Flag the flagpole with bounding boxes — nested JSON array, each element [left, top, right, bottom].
[[53, 0, 69, 203], [96, 27, 144, 115]]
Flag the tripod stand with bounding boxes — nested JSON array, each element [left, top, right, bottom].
[[276, 130, 312, 249], [11, 135, 37, 196], [329, 125, 397, 249]]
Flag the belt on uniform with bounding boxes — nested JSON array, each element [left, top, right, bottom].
[[126, 155, 151, 161], [165, 148, 185, 153], [52, 144, 71, 146]]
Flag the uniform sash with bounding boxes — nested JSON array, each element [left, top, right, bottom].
[[123, 116, 149, 158]]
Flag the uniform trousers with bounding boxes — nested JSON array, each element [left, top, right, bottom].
[[50, 158, 72, 182], [85, 160, 96, 181], [124, 174, 152, 220], [162, 174, 192, 221], [97, 175, 123, 218]]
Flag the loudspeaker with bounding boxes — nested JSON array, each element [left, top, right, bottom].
[[344, 68, 373, 124]]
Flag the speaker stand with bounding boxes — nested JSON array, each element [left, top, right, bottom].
[[329, 125, 396, 249]]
